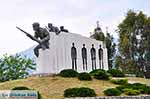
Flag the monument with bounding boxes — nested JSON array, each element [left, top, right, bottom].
[[17, 22, 109, 75]]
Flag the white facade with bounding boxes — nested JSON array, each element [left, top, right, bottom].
[[35, 32, 108, 74]]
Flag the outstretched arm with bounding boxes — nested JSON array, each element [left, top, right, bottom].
[[16, 26, 41, 44]]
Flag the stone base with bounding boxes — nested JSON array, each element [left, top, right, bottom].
[[29, 73, 56, 77]]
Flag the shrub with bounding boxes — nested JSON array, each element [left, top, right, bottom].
[[0, 55, 35, 82], [59, 69, 78, 77], [127, 83, 147, 92], [12, 86, 41, 99], [111, 79, 128, 85], [93, 70, 110, 80], [64, 87, 96, 97], [124, 89, 140, 95], [116, 83, 147, 93], [116, 85, 128, 92], [104, 88, 122, 96], [90, 69, 105, 75], [143, 86, 150, 94], [78, 72, 92, 81], [107, 69, 125, 77], [12, 86, 30, 90]]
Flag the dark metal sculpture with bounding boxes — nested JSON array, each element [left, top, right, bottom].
[[98, 45, 103, 69], [90, 44, 96, 70], [16, 22, 50, 57], [60, 26, 69, 32], [48, 23, 60, 35], [71, 43, 77, 70], [82, 44, 87, 70]]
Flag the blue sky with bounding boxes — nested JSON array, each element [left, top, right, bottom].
[[0, 0, 150, 55]]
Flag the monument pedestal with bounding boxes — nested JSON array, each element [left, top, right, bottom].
[[34, 49, 56, 76], [33, 32, 109, 76]]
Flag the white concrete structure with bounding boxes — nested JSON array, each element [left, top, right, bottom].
[[35, 32, 108, 74]]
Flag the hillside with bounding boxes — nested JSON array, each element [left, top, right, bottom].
[[0, 76, 150, 99]]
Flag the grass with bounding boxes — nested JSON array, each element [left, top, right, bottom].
[[0, 76, 150, 99]]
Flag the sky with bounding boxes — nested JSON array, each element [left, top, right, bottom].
[[0, 0, 150, 56]]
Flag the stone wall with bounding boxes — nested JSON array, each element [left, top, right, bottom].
[[64, 96, 150, 99], [35, 32, 109, 74]]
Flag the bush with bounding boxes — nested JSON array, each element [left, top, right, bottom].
[[59, 69, 78, 77], [0, 55, 35, 82], [111, 79, 128, 85], [93, 70, 110, 80], [78, 72, 92, 81], [124, 89, 140, 95], [116, 83, 147, 93], [90, 69, 106, 75], [12, 86, 30, 90], [64, 87, 96, 97], [116, 85, 128, 92], [104, 88, 122, 96], [143, 86, 150, 94], [107, 69, 125, 77], [127, 83, 147, 92], [12, 86, 41, 99]]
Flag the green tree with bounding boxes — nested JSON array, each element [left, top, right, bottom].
[[90, 21, 116, 69], [105, 32, 116, 69], [0, 55, 35, 82], [117, 10, 150, 78]]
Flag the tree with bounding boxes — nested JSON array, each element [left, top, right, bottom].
[[0, 55, 35, 82], [117, 10, 150, 78], [90, 21, 116, 69], [104, 32, 116, 69]]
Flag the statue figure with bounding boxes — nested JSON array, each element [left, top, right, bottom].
[[48, 23, 60, 35], [71, 43, 77, 70], [48, 23, 55, 32], [33, 23, 50, 57], [16, 22, 50, 57], [98, 45, 103, 69], [60, 26, 69, 32], [81, 44, 87, 70], [90, 44, 96, 70]]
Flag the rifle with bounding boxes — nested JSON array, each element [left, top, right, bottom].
[[16, 26, 47, 49]]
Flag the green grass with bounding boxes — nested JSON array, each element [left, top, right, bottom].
[[0, 76, 149, 99]]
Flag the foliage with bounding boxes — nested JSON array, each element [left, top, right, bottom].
[[78, 72, 92, 81], [90, 23, 116, 69], [104, 88, 121, 96], [64, 87, 96, 97], [124, 89, 140, 95], [90, 69, 106, 75], [116, 83, 148, 93], [93, 69, 110, 80], [0, 55, 35, 82], [143, 86, 150, 94], [104, 33, 116, 69], [117, 10, 150, 78], [107, 69, 125, 77], [12, 86, 41, 99], [104, 83, 150, 96], [12, 86, 30, 90], [59, 69, 78, 77], [111, 79, 128, 85]]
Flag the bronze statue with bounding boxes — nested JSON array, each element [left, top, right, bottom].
[[16, 22, 50, 57], [98, 45, 103, 69], [48, 23, 60, 35], [60, 26, 69, 32], [71, 43, 77, 70], [82, 44, 87, 70], [90, 44, 96, 70]]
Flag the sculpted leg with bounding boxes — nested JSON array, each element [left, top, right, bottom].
[[34, 45, 41, 57]]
